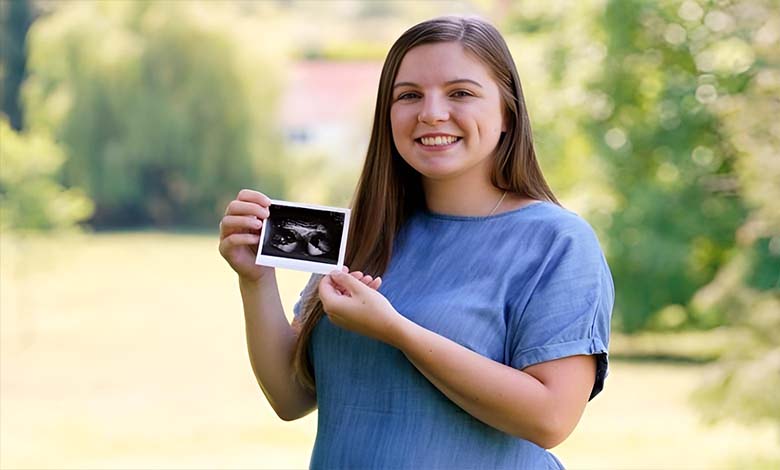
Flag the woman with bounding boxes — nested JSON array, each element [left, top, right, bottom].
[[219, 16, 613, 469]]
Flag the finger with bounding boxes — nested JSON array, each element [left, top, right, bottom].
[[225, 200, 270, 219], [236, 189, 272, 207], [322, 273, 349, 296], [219, 232, 261, 253], [318, 275, 347, 304], [349, 271, 364, 281], [329, 270, 365, 295], [317, 276, 336, 301], [339, 266, 351, 289], [219, 215, 262, 238], [334, 276, 348, 295], [361, 274, 373, 285], [369, 276, 382, 290]]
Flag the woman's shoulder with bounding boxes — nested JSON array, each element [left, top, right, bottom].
[[505, 200, 597, 236], [494, 202, 607, 267]]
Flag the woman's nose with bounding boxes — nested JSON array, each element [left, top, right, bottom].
[[417, 95, 450, 125]]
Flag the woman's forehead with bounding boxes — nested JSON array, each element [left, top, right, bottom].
[[394, 42, 494, 86]]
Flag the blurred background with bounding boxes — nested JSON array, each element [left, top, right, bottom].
[[1, 0, 778, 468]]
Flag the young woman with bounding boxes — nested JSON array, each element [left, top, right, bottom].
[[219, 16, 613, 469]]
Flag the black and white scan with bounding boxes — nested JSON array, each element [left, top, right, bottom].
[[272, 219, 332, 257], [261, 203, 345, 266]]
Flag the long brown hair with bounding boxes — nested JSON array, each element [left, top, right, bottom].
[[292, 16, 559, 392]]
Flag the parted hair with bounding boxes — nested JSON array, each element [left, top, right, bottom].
[[292, 16, 558, 392]]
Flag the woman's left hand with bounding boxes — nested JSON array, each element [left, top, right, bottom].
[[318, 270, 403, 345]]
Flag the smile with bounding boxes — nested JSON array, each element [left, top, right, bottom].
[[416, 135, 461, 146]]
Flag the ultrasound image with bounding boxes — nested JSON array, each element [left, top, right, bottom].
[[261, 204, 345, 265]]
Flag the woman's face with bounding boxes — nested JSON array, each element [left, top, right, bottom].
[[390, 42, 506, 185]]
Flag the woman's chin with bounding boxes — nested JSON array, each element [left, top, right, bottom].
[[404, 152, 495, 185], [414, 163, 472, 182], [404, 158, 457, 178]]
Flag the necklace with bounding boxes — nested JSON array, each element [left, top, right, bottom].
[[488, 190, 508, 216]]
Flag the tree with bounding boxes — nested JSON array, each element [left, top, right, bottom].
[[690, 0, 780, 434], [585, 0, 755, 331], [23, 1, 287, 227], [0, 0, 35, 130], [0, 116, 93, 231], [501, 1, 618, 237]]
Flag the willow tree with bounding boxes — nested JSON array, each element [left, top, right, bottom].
[[24, 1, 287, 227]]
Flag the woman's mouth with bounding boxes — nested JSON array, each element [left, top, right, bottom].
[[416, 135, 462, 148]]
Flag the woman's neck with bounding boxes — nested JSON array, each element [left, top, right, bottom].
[[422, 177, 507, 217]]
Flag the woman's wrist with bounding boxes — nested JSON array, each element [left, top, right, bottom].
[[385, 310, 419, 351], [238, 269, 276, 292]]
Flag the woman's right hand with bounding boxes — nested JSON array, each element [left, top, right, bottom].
[[219, 189, 274, 283]]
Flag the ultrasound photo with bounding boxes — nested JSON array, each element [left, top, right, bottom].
[[256, 200, 350, 274]]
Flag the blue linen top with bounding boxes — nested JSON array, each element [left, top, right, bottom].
[[293, 201, 614, 469]]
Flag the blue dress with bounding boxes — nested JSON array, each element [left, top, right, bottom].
[[294, 201, 614, 469]]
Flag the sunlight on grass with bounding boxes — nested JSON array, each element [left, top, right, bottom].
[[1, 232, 778, 469], [555, 361, 779, 468]]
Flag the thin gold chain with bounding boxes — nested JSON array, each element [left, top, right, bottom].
[[488, 190, 508, 216]]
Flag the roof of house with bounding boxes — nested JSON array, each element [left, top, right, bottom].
[[279, 60, 384, 128]]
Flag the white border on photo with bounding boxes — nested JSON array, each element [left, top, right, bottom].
[[255, 199, 350, 274]]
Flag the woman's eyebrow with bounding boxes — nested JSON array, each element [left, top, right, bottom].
[[392, 78, 484, 89]]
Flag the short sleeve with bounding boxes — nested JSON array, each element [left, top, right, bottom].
[[506, 219, 614, 400]]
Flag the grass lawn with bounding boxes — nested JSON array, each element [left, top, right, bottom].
[[1, 232, 777, 469]]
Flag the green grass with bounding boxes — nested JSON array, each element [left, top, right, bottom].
[[1, 232, 778, 469]]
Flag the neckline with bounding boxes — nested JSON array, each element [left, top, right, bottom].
[[422, 200, 546, 222]]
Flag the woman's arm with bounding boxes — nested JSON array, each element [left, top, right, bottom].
[[218, 189, 317, 421], [391, 315, 595, 449], [242, 269, 380, 421], [318, 271, 596, 449], [240, 274, 317, 421]]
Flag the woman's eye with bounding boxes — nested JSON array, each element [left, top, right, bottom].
[[451, 90, 473, 98], [397, 92, 420, 101]]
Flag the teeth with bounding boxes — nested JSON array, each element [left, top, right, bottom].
[[421, 135, 458, 146]]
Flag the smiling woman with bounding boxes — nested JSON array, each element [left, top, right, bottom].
[[390, 42, 506, 190], [219, 15, 613, 470]]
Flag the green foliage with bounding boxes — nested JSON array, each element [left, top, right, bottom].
[[692, 285, 780, 430], [502, 1, 617, 221], [0, 117, 93, 231], [689, 0, 780, 427], [23, 1, 286, 227], [504, 0, 777, 338], [0, 0, 35, 130], [584, 0, 767, 331], [300, 41, 389, 61]]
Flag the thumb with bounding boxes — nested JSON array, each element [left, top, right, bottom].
[[329, 270, 366, 295], [318, 274, 341, 300]]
